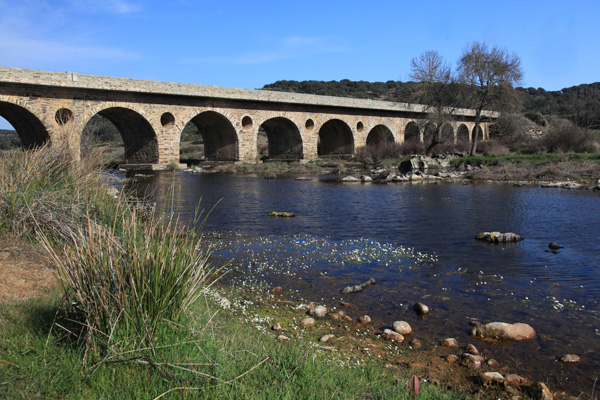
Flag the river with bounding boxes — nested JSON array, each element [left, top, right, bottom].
[[121, 171, 600, 394]]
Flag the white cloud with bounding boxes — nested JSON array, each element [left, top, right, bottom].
[[0, 28, 139, 65]]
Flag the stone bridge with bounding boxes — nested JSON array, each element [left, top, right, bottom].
[[0, 66, 497, 166]]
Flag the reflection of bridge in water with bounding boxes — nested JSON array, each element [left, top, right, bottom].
[[0, 66, 496, 166]]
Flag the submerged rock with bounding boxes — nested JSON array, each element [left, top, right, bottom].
[[413, 302, 430, 315], [548, 242, 563, 250], [472, 322, 536, 341], [341, 278, 376, 294], [342, 175, 361, 182], [475, 231, 523, 243], [269, 211, 295, 218], [559, 354, 581, 364]]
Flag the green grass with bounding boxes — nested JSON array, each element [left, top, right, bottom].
[[0, 292, 470, 400], [452, 153, 600, 166]]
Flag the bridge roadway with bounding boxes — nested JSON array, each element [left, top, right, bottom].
[[0, 66, 496, 166]]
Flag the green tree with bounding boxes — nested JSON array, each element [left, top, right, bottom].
[[457, 41, 523, 155]]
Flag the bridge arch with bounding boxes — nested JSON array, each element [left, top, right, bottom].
[[84, 107, 158, 164], [366, 124, 394, 146], [404, 121, 420, 143], [259, 117, 303, 161], [472, 125, 484, 140], [457, 124, 470, 142], [318, 119, 354, 156], [440, 123, 454, 141], [183, 111, 238, 161], [0, 99, 50, 149]]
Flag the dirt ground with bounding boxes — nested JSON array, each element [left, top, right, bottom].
[[0, 234, 57, 302]]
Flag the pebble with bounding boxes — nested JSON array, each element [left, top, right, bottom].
[[480, 372, 504, 384], [442, 338, 458, 348], [409, 339, 422, 349], [277, 335, 290, 341], [269, 286, 284, 295], [465, 343, 479, 355], [392, 321, 412, 335], [272, 323, 282, 331], [300, 317, 315, 327], [506, 374, 528, 384], [413, 302, 429, 315], [382, 329, 404, 343], [306, 302, 318, 310], [310, 305, 328, 318], [358, 315, 372, 324], [548, 242, 563, 250], [559, 354, 581, 364], [319, 334, 335, 343], [444, 354, 459, 363], [486, 359, 500, 368]]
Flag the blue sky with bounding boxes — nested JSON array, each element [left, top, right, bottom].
[[1, 0, 599, 129]]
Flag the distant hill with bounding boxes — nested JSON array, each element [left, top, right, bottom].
[[262, 80, 600, 130]]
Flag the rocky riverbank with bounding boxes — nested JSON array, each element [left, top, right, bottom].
[[206, 283, 568, 400]]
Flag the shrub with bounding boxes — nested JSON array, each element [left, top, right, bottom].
[[544, 117, 599, 153], [477, 140, 510, 156], [354, 142, 402, 164]]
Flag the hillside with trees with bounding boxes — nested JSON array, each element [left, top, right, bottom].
[[262, 80, 600, 131]]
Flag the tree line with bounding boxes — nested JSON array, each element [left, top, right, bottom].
[[262, 75, 600, 130]]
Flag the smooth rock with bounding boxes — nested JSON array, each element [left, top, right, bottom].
[[463, 353, 484, 363], [342, 175, 361, 182], [559, 354, 581, 364], [442, 338, 458, 348], [341, 278, 376, 294], [409, 339, 422, 349], [361, 175, 373, 182], [413, 302, 430, 315], [319, 334, 335, 343], [465, 343, 479, 355], [358, 315, 372, 324], [528, 382, 553, 400], [272, 323, 282, 331], [300, 317, 315, 328], [472, 322, 536, 341], [486, 359, 500, 368], [269, 286, 284, 295], [383, 329, 404, 343], [393, 321, 412, 335], [475, 231, 524, 243], [481, 372, 505, 384], [548, 242, 563, 250], [277, 335, 290, 341], [506, 374, 528, 384], [310, 305, 328, 318], [306, 302, 317, 310]]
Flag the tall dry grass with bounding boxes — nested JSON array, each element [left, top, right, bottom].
[[1, 143, 215, 362]]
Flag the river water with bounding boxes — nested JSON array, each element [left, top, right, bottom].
[[122, 171, 600, 394]]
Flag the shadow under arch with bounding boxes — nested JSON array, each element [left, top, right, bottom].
[[0, 101, 50, 149], [366, 124, 394, 146], [260, 117, 303, 161], [183, 111, 238, 161], [457, 124, 470, 142], [85, 107, 158, 164], [318, 119, 354, 156], [404, 121, 420, 143]]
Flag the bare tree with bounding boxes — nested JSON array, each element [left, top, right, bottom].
[[457, 41, 523, 155], [410, 50, 461, 155]]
